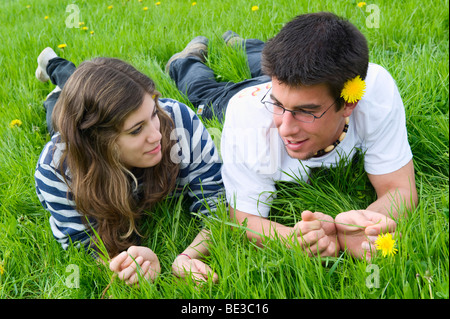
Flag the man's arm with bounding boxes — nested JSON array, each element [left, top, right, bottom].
[[230, 207, 294, 246], [335, 159, 418, 260], [231, 207, 339, 256], [366, 159, 418, 218]]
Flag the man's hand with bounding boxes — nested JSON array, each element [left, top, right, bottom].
[[335, 210, 397, 260], [172, 254, 219, 285], [292, 211, 339, 257], [109, 246, 161, 285]]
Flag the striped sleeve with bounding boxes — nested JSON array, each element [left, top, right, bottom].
[[34, 136, 93, 250], [160, 99, 225, 216]]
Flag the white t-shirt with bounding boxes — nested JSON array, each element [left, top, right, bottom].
[[221, 63, 413, 218]]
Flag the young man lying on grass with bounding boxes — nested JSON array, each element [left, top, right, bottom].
[[166, 12, 418, 260]]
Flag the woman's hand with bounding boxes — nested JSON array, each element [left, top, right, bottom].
[[109, 246, 161, 285], [172, 254, 218, 285]]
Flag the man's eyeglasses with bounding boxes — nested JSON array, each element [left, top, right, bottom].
[[261, 88, 338, 123]]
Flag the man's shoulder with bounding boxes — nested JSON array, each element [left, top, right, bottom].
[[365, 63, 397, 91], [224, 81, 273, 127]]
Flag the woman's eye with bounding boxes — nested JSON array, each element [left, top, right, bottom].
[[130, 126, 143, 135]]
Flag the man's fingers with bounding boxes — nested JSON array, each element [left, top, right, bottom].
[[295, 220, 322, 235], [300, 210, 315, 221], [365, 217, 396, 235], [297, 229, 327, 253], [335, 210, 374, 232]]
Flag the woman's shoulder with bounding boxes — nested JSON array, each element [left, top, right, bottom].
[[36, 133, 70, 181], [37, 134, 64, 166], [158, 98, 199, 130]]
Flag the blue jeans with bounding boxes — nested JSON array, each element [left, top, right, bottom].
[[168, 38, 270, 122], [43, 58, 76, 136]]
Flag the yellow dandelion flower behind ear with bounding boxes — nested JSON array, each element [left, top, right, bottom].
[[375, 233, 398, 257], [341, 75, 366, 103]]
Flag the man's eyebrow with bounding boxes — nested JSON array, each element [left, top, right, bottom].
[[269, 93, 322, 110]]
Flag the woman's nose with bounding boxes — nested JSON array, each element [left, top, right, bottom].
[[146, 123, 162, 144]]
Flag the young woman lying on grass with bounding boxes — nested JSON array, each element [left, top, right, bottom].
[[34, 48, 222, 286]]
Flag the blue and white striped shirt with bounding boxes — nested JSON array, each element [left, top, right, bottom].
[[35, 98, 224, 250]]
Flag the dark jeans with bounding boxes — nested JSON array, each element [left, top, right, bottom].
[[168, 38, 270, 122], [43, 58, 76, 136]]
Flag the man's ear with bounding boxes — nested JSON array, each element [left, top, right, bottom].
[[342, 101, 358, 117]]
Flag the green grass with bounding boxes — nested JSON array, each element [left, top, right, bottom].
[[0, 0, 448, 300]]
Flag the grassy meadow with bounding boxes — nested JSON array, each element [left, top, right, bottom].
[[0, 0, 448, 301]]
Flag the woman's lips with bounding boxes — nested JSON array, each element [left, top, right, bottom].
[[145, 144, 161, 155]]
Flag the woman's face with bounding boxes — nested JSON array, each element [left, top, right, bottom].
[[116, 94, 163, 169]]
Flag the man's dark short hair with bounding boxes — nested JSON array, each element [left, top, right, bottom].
[[261, 12, 369, 108]]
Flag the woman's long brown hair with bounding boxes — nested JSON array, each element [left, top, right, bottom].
[[52, 58, 179, 257]]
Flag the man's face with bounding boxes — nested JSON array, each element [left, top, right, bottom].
[[270, 78, 354, 160]]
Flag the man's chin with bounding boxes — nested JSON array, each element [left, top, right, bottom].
[[285, 147, 315, 161]]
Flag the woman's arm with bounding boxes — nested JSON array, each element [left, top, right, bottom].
[[171, 228, 219, 284]]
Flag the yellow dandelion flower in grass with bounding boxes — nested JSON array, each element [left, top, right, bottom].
[[357, 2, 367, 8], [79, 22, 85, 26], [155, 2, 161, 5], [90, 30, 95, 35], [192, 2, 197, 5], [58, 43, 67, 49], [9, 119, 22, 128], [375, 233, 398, 257], [143, 6, 148, 10], [0, 262, 5, 275], [44, 16, 49, 20], [340, 75, 366, 103], [82, 26, 88, 31], [108, 5, 113, 9], [251, 5, 259, 11]]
